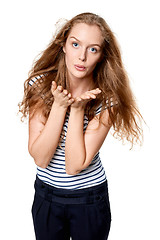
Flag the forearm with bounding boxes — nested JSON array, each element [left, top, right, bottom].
[[29, 103, 67, 168], [65, 107, 86, 175]]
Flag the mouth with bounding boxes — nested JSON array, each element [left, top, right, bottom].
[[74, 64, 86, 71]]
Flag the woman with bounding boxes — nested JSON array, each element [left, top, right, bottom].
[[19, 12, 143, 240]]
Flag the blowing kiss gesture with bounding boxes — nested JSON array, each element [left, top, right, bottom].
[[51, 81, 101, 109]]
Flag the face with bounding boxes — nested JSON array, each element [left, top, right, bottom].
[[63, 23, 103, 81]]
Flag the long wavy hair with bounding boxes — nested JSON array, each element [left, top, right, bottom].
[[18, 12, 144, 148]]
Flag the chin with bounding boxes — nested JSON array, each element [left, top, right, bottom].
[[70, 70, 87, 79]]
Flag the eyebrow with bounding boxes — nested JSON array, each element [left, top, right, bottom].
[[70, 36, 102, 48]]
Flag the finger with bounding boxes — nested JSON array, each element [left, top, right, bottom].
[[63, 89, 68, 96], [67, 93, 71, 98], [68, 98, 75, 104], [86, 95, 91, 99], [63, 92, 72, 99], [89, 91, 101, 98], [85, 93, 96, 99], [79, 93, 90, 100], [89, 88, 101, 94], [95, 88, 101, 94], [57, 85, 63, 92], [76, 97, 82, 102], [52, 81, 57, 90]]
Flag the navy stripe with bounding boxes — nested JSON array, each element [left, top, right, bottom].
[[48, 157, 99, 172], [37, 164, 104, 183], [40, 160, 101, 178], [72, 178, 106, 190], [49, 162, 65, 167], [37, 171, 106, 189], [48, 164, 65, 170], [70, 175, 107, 190]]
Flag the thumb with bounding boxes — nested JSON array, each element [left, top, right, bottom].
[[51, 81, 57, 91]]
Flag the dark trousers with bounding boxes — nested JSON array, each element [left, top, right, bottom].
[[32, 176, 112, 240]]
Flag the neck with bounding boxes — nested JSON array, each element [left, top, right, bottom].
[[67, 74, 95, 98]]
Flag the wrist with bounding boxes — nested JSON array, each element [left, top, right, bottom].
[[52, 101, 68, 112], [70, 105, 85, 113]]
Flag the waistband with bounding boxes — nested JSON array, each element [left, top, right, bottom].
[[34, 176, 108, 205]]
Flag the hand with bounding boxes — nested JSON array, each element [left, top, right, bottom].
[[51, 81, 74, 109], [71, 88, 101, 109]]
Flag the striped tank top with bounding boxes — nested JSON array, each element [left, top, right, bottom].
[[29, 76, 108, 190]]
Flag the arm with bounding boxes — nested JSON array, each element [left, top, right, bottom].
[[28, 103, 67, 168], [65, 90, 111, 175], [28, 81, 74, 168], [65, 107, 86, 174]]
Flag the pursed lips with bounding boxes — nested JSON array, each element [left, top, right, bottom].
[[74, 64, 86, 71]]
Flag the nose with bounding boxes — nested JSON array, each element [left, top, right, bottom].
[[79, 48, 87, 62]]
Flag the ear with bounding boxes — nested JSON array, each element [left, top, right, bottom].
[[63, 45, 66, 53]]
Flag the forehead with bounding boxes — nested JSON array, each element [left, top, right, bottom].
[[67, 23, 104, 45]]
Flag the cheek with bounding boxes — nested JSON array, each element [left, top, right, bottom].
[[88, 56, 101, 69], [64, 50, 76, 71], [64, 50, 72, 66], [65, 48, 77, 64]]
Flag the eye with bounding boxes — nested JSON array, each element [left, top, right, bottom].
[[89, 47, 97, 53], [72, 42, 79, 48]]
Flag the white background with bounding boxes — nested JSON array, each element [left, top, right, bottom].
[[0, 0, 160, 239]]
